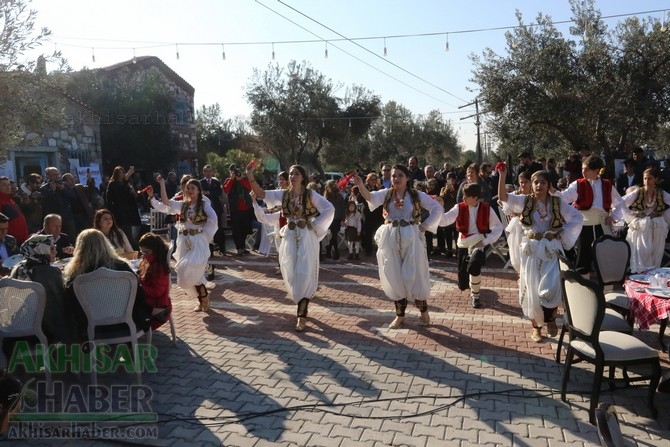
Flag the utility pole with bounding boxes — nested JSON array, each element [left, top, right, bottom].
[[459, 99, 482, 164]]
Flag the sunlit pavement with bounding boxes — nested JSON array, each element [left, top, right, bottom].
[[10, 249, 670, 446]]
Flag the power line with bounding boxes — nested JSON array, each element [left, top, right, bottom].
[[252, 0, 459, 108], [273, 0, 467, 104], [52, 8, 667, 47]]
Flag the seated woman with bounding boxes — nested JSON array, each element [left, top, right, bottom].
[[63, 229, 151, 343], [137, 232, 172, 329], [10, 234, 74, 344], [92, 209, 135, 258]]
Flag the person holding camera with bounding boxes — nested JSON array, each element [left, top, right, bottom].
[[39, 167, 77, 240], [16, 173, 44, 234], [223, 164, 253, 255]]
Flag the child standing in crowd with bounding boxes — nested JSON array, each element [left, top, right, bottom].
[[441, 183, 503, 309], [137, 232, 172, 329], [343, 200, 362, 260]]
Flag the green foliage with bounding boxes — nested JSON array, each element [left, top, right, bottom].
[[0, 0, 67, 152], [205, 149, 260, 181], [245, 60, 381, 174], [351, 102, 463, 171], [471, 0, 670, 159], [195, 103, 247, 166], [65, 67, 180, 175]]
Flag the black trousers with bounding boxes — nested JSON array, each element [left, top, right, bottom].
[[575, 224, 604, 274], [230, 209, 253, 250], [456, 246, 486, 291]]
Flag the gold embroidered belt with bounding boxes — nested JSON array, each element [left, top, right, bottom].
[[287, 219, 309, 230], [525, 231, 557, 241], [385, 219, 417, 228], [181, 229, 203, 236]]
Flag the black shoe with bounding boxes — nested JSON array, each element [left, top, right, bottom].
[[354, 253, 359, 260], [348, 253, 354, 260], [206, 264, 215, 281], [445, 250, 454, 258], [471, 296, 482, 309], [332, 249, 340, 260]]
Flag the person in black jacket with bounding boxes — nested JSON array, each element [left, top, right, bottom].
[[616, 158, 641, 196], [105, 166, 142, 248], [39, 167, 76, 239], [200, 165, 226, 253]]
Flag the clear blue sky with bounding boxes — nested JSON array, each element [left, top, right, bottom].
[[29, 0, 669, 153]]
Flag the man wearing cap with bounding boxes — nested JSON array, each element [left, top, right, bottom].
[[223, 164, 253, 255], [516, 152, 543, 181]]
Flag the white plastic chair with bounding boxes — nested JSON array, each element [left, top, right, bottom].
[[150, 208, 170, 236], [0, 278, 52, 387], [73, 268, 151, 385]]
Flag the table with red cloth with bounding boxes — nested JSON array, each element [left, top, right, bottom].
[[624, 279, 670, 350]]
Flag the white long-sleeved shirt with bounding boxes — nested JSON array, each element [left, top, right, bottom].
[[556, 177, 624, 222], [441, 202, 503, 247]]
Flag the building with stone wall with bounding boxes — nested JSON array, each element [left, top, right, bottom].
[[1, 56, 196, 184], [2, 97, 102, 184]]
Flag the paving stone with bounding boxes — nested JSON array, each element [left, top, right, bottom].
[[6, 253, 670, 446]]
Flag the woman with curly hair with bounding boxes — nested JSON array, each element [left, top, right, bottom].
[[353, 164, 443, 329], [92, 208, 134, 256], [246, 162, 334, 331], [157, 177, 217, 311]]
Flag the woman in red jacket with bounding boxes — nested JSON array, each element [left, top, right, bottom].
[[138, 232, 172, 329]]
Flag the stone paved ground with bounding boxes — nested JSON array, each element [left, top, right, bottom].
[[6, 250, 670, 446]]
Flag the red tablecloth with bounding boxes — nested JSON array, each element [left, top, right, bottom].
[[624, 279, 670, 330]]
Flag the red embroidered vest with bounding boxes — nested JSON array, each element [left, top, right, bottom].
[[455, 202, 491, 235], [574, 178, 612, 212]]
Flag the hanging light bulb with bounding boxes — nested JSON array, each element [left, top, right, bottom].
[[383, 37, 387, 57], [445, 33, 449, 52], [132, 48, 137, 64], [324, 41, 328, 59], [222, 44, 226, 60], [91, 48, 96, 63], [272, 42, 275, 60], [176, 44, 180, 60]]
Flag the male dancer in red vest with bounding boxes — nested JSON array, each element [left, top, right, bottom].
[[553, 155, 624, 275], [441, 183, 503, 308]]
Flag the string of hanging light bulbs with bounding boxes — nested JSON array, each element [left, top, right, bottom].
[[53, 7, 667, 64]]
